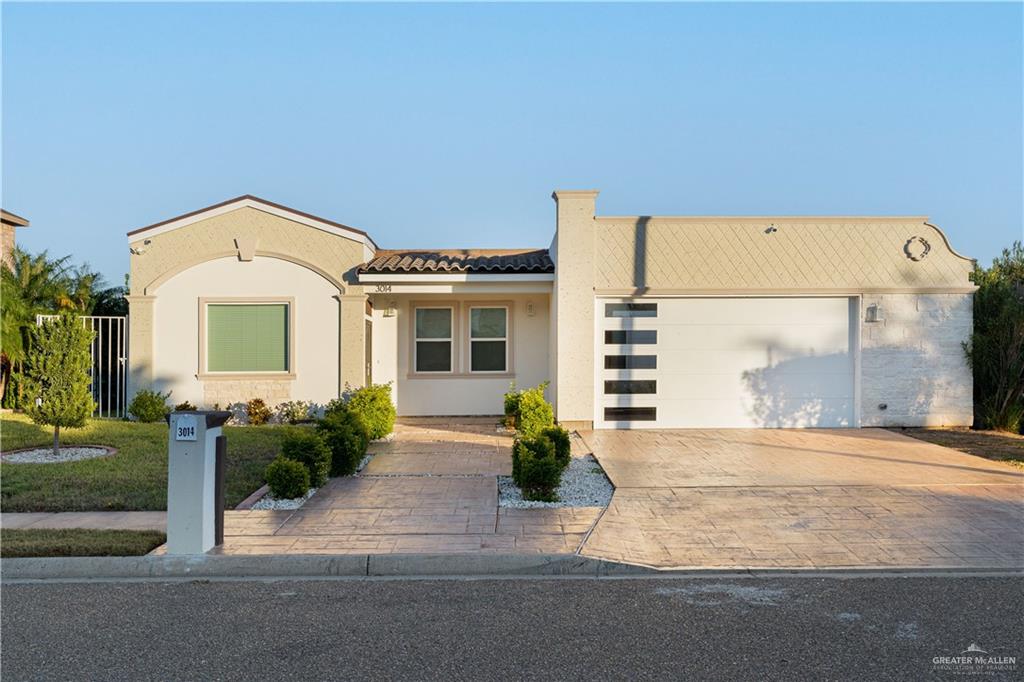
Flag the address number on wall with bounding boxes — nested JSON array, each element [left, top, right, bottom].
[[175, 415, 198, 442], [373, 284, 392, 293]]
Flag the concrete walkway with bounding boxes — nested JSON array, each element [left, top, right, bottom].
[[579, 428, 1024, 570], [193, 418, 604, 556], [2, 511, 167, 532]]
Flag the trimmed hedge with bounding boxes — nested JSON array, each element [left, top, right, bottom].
[[540, 425, 571, 468], [280, 428, 331, 487], [128, 390, 170, 423], [317, 402, 370, 476], [512, 434, 563, 502], [346, 383, 396, 440], [516, 382, 554, 439], [503, 383, 521, 428], [265, 457, 310, 499]]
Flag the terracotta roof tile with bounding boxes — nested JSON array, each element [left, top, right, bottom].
[[361, 249, 553, 274]]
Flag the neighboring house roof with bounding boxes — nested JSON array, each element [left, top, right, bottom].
[[127, 195, 378, 250], [1, 209, 30, 227], [360, 248, 554, 274]]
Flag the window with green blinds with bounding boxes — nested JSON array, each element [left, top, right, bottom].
[[207, 304, 289, 372]]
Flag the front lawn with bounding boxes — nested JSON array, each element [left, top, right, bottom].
[[891, 427, 1024, 469], [0, 528, 166, 558], [1, 413, 286, 511]]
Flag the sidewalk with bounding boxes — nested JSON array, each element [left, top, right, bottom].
[[2, 512, 167, 532]]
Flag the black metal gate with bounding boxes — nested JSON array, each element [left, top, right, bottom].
[[36, 315, 128, 418]]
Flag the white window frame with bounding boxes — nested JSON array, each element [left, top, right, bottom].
[[468, 305, 509, 374], [413, 305, 455, 374]]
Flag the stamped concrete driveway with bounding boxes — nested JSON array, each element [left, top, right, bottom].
[[580, 428, 1024, 570]]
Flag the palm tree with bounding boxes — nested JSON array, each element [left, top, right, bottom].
[[1, 249, 73, 403]]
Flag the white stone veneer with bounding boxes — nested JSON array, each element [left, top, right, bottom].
[[860, 293, 973, 427]]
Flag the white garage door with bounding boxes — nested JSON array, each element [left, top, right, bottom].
[[596, 297, 857, 429]]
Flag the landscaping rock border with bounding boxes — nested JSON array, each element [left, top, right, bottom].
[[0, 444, 118, 464], [498, 453, 614, 509]]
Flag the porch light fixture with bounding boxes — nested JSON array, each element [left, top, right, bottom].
[[384, 301, 397, 318], [865, 303, 883, 323]]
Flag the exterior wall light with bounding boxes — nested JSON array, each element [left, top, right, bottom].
[[865, 303, 884, 323]]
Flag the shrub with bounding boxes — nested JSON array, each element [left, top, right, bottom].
[[265, 457, 310, 499], [317, 404, 370, 476], [540, 425, 571, 468], [346, 383, 396, 440], [965, 242, 1024, 432], [517, 382, 554, 439], [246, 398, 272, 426], [512, 435, 562, 502], [280, 428, 331, 487], [23, 313, 97, 454], [174, 401, 197, 412], [128, 389, 171, 423], [503, 382, 521, 428], [276, 400, 313, 425]]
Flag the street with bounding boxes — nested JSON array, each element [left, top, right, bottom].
[[2, 575, 1020, 681]]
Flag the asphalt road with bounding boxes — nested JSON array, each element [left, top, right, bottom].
[[2, 575, 1021, 681]]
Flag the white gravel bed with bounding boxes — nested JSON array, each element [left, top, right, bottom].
[[1, 446, 112, 464], [356, 453, 374, 472], [498, 454, 614, 509], [251, 486, 319, 510], [251, 453, 376, 510], [370, 433, 395, 443]]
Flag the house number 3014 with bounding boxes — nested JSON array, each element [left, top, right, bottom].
[[374, 284, 392, 293], [175, 415, 198, 442]]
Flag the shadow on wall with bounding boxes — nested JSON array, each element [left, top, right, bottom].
[[741, 352, 858, 428], [633, 216, 650, 294]]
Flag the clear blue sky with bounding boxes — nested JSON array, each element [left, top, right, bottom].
[[3, 2, 1021, 283]]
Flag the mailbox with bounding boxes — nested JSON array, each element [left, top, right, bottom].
[[166, 410, 231, 554]]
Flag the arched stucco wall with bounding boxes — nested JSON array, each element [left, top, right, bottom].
[[151, 256, 341, 407]]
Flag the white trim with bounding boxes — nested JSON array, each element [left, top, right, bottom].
[[366, 283, 552, 295], [130, 197, 374, 249], [467, 305, 509, 374], [413, 305, 455, 374], [359, 273, 554, 283]]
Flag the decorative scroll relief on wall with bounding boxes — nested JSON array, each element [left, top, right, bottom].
[[904, 236, 931, 262]]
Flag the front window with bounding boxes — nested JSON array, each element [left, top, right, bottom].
[[469, 307, 507, 372], [415, 307, 453, 372], [206, 303, 289, 372]]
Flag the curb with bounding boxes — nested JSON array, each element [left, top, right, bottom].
[[0, 554, 648, 580], [2, 554, 1020, 582]]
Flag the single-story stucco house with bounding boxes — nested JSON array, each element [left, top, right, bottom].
[[126, 190, 976, 429]]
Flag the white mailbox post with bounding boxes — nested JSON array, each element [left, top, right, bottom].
[[166, 411, 231, 555]]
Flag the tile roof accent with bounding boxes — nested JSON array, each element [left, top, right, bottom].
[[361, 249, 553, 274], [1, 209, 30, 227]]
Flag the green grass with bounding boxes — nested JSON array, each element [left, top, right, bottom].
[[1, 413, 287, 512], [0, 528, 167, 558]]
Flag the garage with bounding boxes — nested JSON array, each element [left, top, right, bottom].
[[596, 297, 858, 429]]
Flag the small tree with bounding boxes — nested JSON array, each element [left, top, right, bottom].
[[965, 242, 1024, 432], [23, 313, 96, 454]]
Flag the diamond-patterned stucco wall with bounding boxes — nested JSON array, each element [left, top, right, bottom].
[[595, 218, 974, 291], [130, 206, 365, 295]]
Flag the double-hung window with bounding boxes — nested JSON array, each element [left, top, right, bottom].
[[469, 307, 507, 372], [206, 303, 290, 373], [415, 307, 453, 372]]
